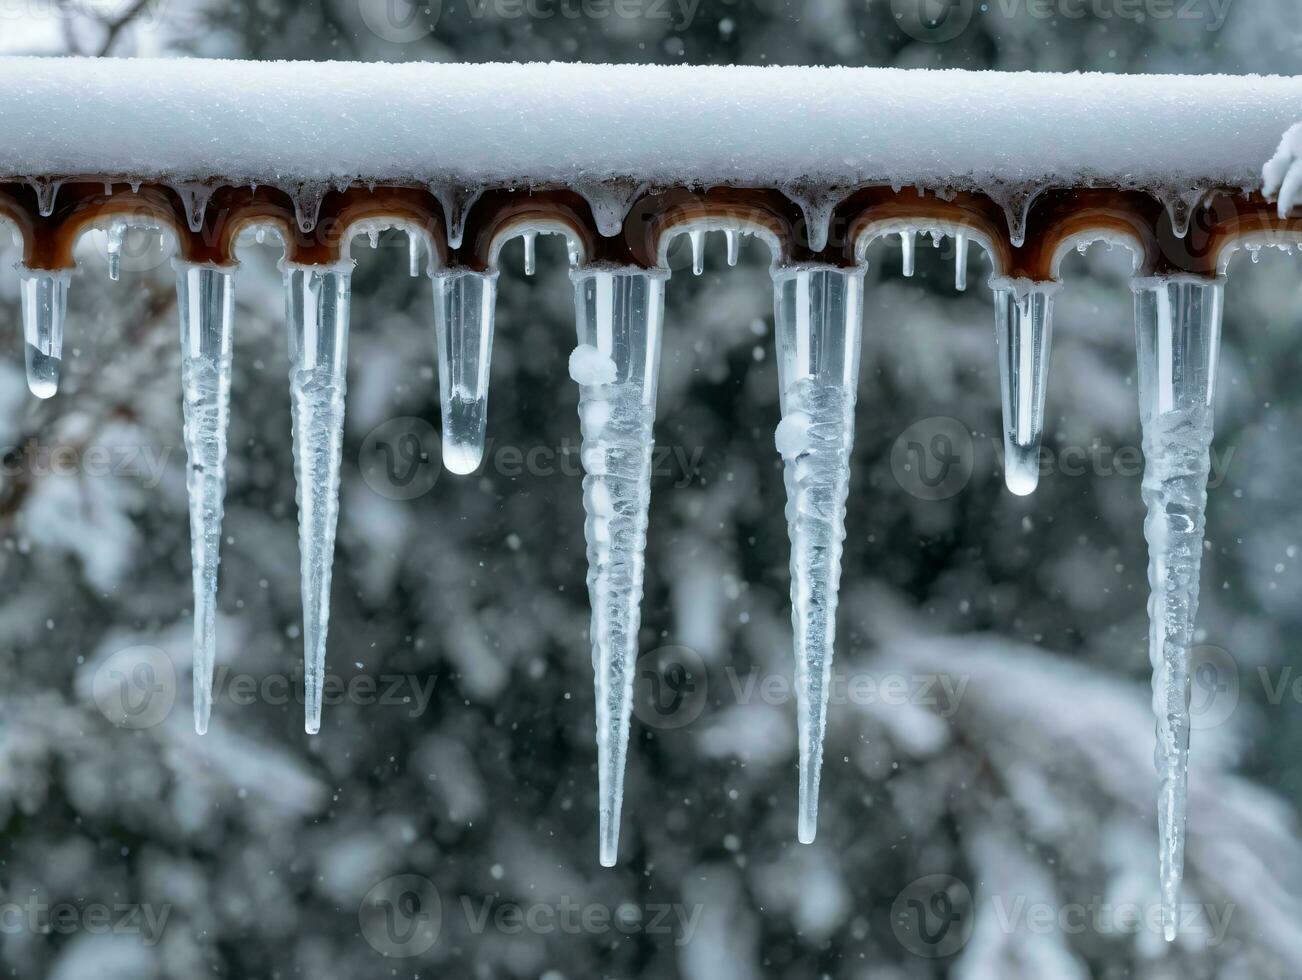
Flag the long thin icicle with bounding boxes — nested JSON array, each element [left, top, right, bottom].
[[176, 263, 235, 734], [569, 268, 665, 867], [285, 262, 353, 734], [433, 270, 498, 475], [992, 280, 1057, 496], [772, 266, 864, 844], [1133, 277, 1222, 942], [18, 267, 70, 399]]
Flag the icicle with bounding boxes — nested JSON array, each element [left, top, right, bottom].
[[175, 263, 235, 735], [255, 227, 267, 246], [18, 268, 70, 399], [567, 239, 581, 267], [992, 280, 1057, 496], [432, 271, 497, 475], [28, 178, 60, 217], [574, 179, 648, 238], [955, 234, 968, 291], [688, 230, 704, 276], [174, 184, 215, 233], [569, 269, 666, 867], [367, 229, 379, 250], [930, 231, 943, 248], [106, 223, 126, 282], [1160, 186, 1207, 240], [408, 233, 423, 277], [772, 266, 864, 845], [292, 182, 329, 234], [430, 183, 484, 251], [901, 231, 915, 277], [1077, 241, 1090, 256], [523, 231, 537, 276], [725, 229, 740, 267], [781, 182, 845, 253], [989, 184, 1044, 249], [284, 262, 353, 734], [1133, 277, 1223, 942]]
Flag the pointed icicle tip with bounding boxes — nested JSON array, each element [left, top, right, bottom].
[[571, 269, 666, 867], [430, 183, 484, 251], [176, 264, 236, 736], [772, 266, 864, 847], [285, 264, 353, 734]]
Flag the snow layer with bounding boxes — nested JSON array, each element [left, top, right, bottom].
[[1263, 121, 1302, 216], [0, 59, 1299, 192]]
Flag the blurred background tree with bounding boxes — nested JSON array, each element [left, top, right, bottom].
[[0, 1, 1301, 977]]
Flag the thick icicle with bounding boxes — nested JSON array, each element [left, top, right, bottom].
[[285, 262, 353, 734], [569, 268, 666, 867], [18, 268, 70, 399], [432, 271, 497, 475], [772, 266, 864, 844], [1133, 277, 1223, 942], [954, 233, 968, 291], [107, 223, 126, 282], [175, 263, 235, 735], [992, 280, 1057, 496], [901, 231, 915, 277], [408, 233, 423, 277]]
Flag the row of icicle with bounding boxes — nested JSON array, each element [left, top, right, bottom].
[[13, 220, 1222, 940]]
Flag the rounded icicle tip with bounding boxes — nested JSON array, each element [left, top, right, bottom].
[[442, 440, 483, 476], [1003, 449, 1041, 496]]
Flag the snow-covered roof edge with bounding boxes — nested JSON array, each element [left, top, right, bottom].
[[0, 58, 1300, 194]]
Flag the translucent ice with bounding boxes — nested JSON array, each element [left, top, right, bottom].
[[176, 263, 235, 734], [772, 266, 864, 844], [1134, 278, 1222, 941], [18, 267, 70, 399], [285, 263, 353, 734], [993, 282, 1056, 496], [569, 269, 665, 867], [432, 271, 497, 475]]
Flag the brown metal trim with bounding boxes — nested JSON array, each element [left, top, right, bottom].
[[0, 180, 1298, 280]]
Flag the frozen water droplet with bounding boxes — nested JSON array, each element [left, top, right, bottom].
[[292, 182, 329, 234], [782, 182, 846, 253], [901, 231, 915, 277], [567, 239, 581, 267], [18, 268, 69, 399], [176, 263, 235, 734], [574, 179, 647, 237], [989, 184, 1044, 249], [689, 230, 704, 275], [1077, 241, 1090, 256], [1249, 244, 1261, 264], [285, 263, 353, 733], [367, 229, 379, 250], [955, 234, 968, 291], [1161, 186, 1206, 240], [433, 271, 497, 475], [29, 178, 60, 217], [570, 269, 666, 866], [430, 183, 484, 251], [1133, 278, 1222, 942], [931, 231, 943, 247], [772, 266, 864, 844], [993, 283, 1056, 496], [725, 229, 740, 267], [174, 183, 215, 233], [523, 231, 537, 276]]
